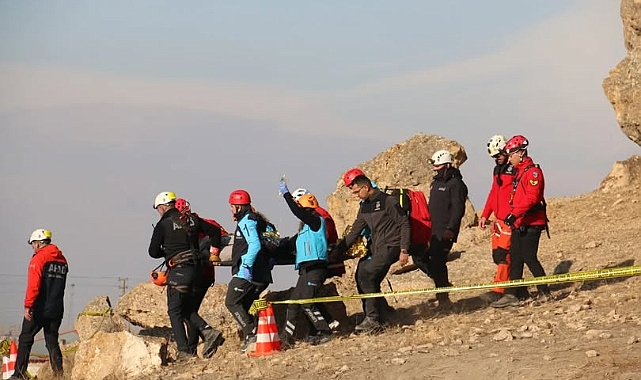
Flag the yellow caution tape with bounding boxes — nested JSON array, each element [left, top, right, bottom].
[[77, 308, 112, 317], [249, 298, 269, 316], [252, 265, 641, 308]]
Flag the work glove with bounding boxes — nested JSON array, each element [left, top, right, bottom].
[[236, 264, 253, 282], [504, 213, 516, 228], [443, 229, 455, 242], [279, 181, 290, 195], [209, 246, 221, 264]]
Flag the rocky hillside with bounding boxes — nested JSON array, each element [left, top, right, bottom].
[[42, 146, 641, 380]]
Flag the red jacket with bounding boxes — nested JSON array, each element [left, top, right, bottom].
[[510, 157, 547, 228], [481, 163, 516, 221], [315, 206, 338, 244], [25, 244, 68, 319]]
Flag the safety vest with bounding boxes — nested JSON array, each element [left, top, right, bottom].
[[295, 217, 328, 269]]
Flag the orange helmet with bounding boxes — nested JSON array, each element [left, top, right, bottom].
[[343, 168, 364, 187], [298, 193, 319, 208], [229, 189, 251, 205], [150, 269, 168, 286]]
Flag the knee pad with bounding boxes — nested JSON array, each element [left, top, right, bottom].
[[492, 248, 509, 265]]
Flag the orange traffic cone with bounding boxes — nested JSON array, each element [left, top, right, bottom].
[[1, 340, 17, 380], [248, 304, 280, 357]]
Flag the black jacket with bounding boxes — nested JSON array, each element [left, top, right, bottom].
[[148, 208, 221, 262], [428, 167, 468, 242], [230, 208, 274, 284], [338, 188, 411, 255]]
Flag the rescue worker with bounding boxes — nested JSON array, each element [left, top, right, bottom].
[[291, 188, 342, 331], [278, 182, 333, 347], [340, 169, 397, 323], [334, 174, 411, 334], [478, 135, 516, 302], [427, 150, 468, 306], [491, 135, 552, 308], [224, 190, 274, 353], [149, 191, 225, 360], [10, 230, 68, 380], [174, 198, 227, 355]]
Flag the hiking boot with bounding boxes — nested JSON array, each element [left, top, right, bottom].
[[355, 317, 382, 334], [491, 294, 520, 308], [314, 332, 332, 345], [240, 334, 257, 353], [480, 291, 503, 302], [201, 328, 225, 358], [174, 350, 196, 362]]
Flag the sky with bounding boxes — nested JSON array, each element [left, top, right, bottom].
[[1, 0, 639, 328]]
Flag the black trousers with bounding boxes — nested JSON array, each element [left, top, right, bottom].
[[505, 227, 549, 296], [224, 277, 266, 337], [15, 316, 63, 377], [414, 236, 453, 300], [355, 247, 400, 321], [186, 277, 215, 353], [167, 284, 212, 353], [284, 266, 331, 338]]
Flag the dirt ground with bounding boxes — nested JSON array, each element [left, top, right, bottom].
[[131, 181, 641, 380]]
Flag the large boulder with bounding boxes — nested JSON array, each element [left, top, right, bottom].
[[71, 331, 166, 380], [75, 296, 127, 341], [603, 0, 641, 146], [115, 282, 241, 344]]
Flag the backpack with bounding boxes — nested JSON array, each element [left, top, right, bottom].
[[383, 187, 432, 245]]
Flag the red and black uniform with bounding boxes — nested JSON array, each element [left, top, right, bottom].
[[149, 207, 223, 355], [480, 163, 515, 292], [505, 156, 549, 297], [14, 244, 68, 378]]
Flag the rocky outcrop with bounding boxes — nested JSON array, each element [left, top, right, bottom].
[[115, 282, 242, 343], [326, 133, 477, 236], [603, 0, 641, 146], [71, 331, 166, 380], [74, 296, 127, 341], [599, 155, 641, 192]]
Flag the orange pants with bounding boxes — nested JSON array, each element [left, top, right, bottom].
[[491, 220, 511, 293]]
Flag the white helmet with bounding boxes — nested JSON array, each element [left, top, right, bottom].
[[487, 135, 507, 157], [153, 191, 177, 209], [429, 150, 452, 166], [28, 229, 52, 244], [291, 188, 310, 201]]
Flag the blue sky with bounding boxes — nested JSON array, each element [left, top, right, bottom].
[[1, 0, 638, 328]]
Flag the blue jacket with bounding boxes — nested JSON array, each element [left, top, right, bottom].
[[295, 217, 328, 269], [231, 211, 273, 284]]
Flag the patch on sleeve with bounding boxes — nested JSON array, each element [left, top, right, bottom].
[[532, 171, 539, 178], [529, 180, 539, 186]]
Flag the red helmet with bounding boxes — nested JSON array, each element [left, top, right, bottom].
[[229, 189, 251, 205], [504, 135, 529, 155], [175, 198, 190, 213], [343, 168, 365, 187]]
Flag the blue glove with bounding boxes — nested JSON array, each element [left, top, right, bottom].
[[279, 181, 289, 195], [236, 264, 253, 282]]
